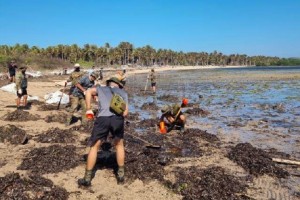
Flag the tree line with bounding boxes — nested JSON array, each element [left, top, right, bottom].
[[0, 42, 299, 68]]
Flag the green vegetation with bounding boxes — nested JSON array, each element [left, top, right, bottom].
[[0, 42, 298, 71]]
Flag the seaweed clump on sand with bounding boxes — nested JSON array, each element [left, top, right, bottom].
[[137, 118, 159, 128], [184, 107, 210, 116], [182, 128, 219, 143], [44, 112, 69, 124], [141, 102, 159, 110], [18, 145, 80, 174], [157, 94, 179, 102], [70, 120, 94, 133], [0, 173, 69, 200], [0, 125, 28, 144], [3, 110, 40, 121], [125, 133, 167, 183], [34, 128, 75, 143], [38, 103, 60, 111], [126, 112, 140, 121], [227, 143, 289, 178], [168, 166, 249, 200]]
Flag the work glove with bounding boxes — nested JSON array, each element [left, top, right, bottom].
[[18, 89, 22, 95], [83, 90, 87, 96], [86, 110, 94, 120]]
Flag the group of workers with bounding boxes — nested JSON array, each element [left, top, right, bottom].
[[6, 60, 187, 187]]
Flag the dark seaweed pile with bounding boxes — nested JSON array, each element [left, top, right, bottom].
[[126, 112, 140, 121], [18, 145, 80, 174], [38, 103, 60, 111], [137, 118, 158, 128], [125, 134, 167, 183], [184, 107, 210, 116], [0, 124, 28, 144], [70, 120, 94, 133], [124, 128, 205, 183], [141, 102, 159, 110], [168, 166, 249, 200], [0, 173, 69, 200], [182, 128, 220, 143], [34, 128, 75, 143], [157, 94, 179, 102], [44, 112, 69, 124], [3, 110, 40, 121], [227, 143, 289, 178]]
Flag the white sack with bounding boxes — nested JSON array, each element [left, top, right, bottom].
[[44, 90, 69, 104]]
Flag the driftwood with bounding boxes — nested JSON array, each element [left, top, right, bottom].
[[272, 158, 300, 166]]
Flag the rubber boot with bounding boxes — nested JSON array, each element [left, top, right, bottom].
[[78, 169, 92, 187], [116, 166, 125, 185]]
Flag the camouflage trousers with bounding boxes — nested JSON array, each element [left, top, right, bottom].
[[68, 96, 87, 124]]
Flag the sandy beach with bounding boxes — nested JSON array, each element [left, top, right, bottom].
[[0, 66, 299, 200]]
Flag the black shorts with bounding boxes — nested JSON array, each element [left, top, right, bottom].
[[9, 71, 15, 77], [88, 115, 124, 146], [17, 88, 27, 97], [151, 82, 156, 87]]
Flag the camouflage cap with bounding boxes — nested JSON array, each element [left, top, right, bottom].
[[161, 105, 171, 114]]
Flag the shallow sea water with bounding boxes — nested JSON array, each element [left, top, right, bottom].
[[127, 66, 300, 159]]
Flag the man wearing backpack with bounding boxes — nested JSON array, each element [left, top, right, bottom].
[[78, 76, 128, 187], [66, 72, 97, 125]]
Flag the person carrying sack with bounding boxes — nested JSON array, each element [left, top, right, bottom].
[[78, 76, 128, 187], [15, 66, 28, 109], [160, 103, 186, 133]]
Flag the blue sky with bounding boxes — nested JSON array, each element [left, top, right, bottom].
[[0, 0, 299, 58]]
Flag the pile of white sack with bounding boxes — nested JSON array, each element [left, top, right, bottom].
[[0, 83, 39, 101]]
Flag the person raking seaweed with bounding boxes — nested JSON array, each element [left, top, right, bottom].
[[78, 76, 128, 187], [159, 98, 188, 134]]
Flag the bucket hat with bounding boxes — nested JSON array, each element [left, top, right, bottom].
[[106, 77, 124, 88]]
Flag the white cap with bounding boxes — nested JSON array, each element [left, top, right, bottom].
[[74, 63, 80, 67]]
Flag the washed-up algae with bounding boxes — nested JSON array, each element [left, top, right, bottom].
[[34, 128, 75, 143], [141, 102, 159, 110], [227, 143, 289, 178], [168, 166, 249, 200], [126, 112, 140, 121], [184, 107, 210, 116], [157, 94, 179, 102], [0, 124, 28, 144], [182, 128, 219, 143], [70, 120, 94, 133], [3, 110, 40, 121], [137, 118, 159, 128], [0, 173, 69, 200], [18, 145, 80, 174], [44, 112, 69, 124], [38, 103, 60, 111]]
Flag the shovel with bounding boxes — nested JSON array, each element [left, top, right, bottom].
[[143, 75, 149, 94], [57, 82, 67, 110], [127, 132, 161, 149]]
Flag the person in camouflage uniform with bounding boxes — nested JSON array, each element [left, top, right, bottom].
[[67, 71, 97, 125], [160, 103, 186, 133], [66, 63, 85, 96], [16, 66, 28, 109], [149, 69, 156, 93]]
